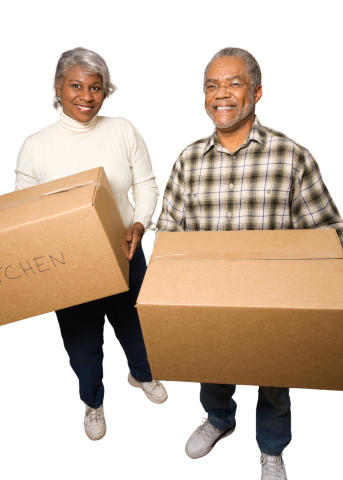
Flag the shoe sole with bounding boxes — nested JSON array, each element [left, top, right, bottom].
[[128, 373, 168, 404], [185, 424, 236, 459], [84, 422, 107, 441]]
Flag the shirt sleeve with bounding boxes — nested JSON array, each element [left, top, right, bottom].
[[15, 138, 37, 191], [291, 151, 343, 246], [129, 123, 159, 230], [155, 157, 186, 236]]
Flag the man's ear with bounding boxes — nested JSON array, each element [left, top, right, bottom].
[[254, 84, 263, 105]]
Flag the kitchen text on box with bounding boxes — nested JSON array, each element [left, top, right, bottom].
[[0, 252, 65, 283]]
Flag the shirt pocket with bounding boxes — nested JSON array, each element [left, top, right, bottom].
[[184, 190, 226, 230], [238, 183, 289, 229]]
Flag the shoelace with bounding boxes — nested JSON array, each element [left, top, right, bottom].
[[261, 453, 282, 478], [197, 418, 218, 441], [86, 407, 102, 424], [146, 380, 162, 392]]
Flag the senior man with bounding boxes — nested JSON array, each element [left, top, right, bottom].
[[156, 47, 343, 479]]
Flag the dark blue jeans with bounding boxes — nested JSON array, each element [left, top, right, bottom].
[[56, 246, 152, 409], [201, 383, 291, 456]]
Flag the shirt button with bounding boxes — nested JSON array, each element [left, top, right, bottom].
[[193, 193, 197, 197], [228, 212, 232, 218], [232, 155, 236, 160], [267, 189, 271, 194], [229, 183, 233, 189]]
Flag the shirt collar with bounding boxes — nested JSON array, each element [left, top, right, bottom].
[[203, 115, 267, 155]]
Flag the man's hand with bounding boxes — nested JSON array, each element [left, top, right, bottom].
[[122, 222, 145, 260]]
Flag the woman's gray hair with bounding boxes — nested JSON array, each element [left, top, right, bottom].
[[53, 47, 116, 109], [204, 47, 262, 91]]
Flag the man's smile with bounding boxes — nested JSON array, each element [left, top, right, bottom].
[[216, 106, 235, 111], [211, 102, 237, 112]]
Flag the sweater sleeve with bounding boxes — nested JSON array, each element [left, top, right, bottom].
[[15, 138, 37, 191], [129, 123, 159, 230]]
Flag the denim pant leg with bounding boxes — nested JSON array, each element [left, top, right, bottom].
[[200, 383, 237, 429], [256, 387, 292, 456], [106, 246, 152, 383], [56, 298, 106, 409]]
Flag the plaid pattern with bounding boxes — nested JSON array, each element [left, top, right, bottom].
[[156, 116, 343, 245]]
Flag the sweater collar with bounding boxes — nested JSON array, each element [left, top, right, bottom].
[[58, 109, 98, 135]]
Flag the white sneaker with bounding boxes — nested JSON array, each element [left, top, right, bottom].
[[261, 453, 287, 479], [84, 403, 106, 441], [128, 373, 168, 404], [185, 418, 236, 459]]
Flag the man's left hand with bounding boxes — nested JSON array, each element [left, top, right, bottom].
[[122, 222, 145, 260]]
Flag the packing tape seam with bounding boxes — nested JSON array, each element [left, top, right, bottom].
[[137, 302, 342, 310], [151, 254, 342, 261], [0, 181, 100, 212]]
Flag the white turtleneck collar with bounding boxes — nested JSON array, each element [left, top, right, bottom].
[[58, 109, 98, 135]]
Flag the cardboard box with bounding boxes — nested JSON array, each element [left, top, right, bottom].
[[137, 230, 343, 390], [0, 167, 129, 326]]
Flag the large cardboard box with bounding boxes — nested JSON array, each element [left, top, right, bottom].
[[0, 167, 129, 326], [137, 230, 343, 390]]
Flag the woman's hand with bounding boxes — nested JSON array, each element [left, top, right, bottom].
[[122, 222, 145, 260]]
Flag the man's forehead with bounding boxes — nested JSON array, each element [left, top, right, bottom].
[[206, 56, 249, 80]]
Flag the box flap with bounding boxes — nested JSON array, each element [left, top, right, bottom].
[[0, 168, 103, 232], [138, 258, 343, 309], [0, 167, 102, 208], [151, 230, 343, 261]]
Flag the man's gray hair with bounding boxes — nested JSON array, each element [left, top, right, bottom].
[[204, 47, 262, 90], [53, 47, 116, 109]]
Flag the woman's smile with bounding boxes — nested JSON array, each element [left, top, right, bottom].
[[74, 104, 94, 113]]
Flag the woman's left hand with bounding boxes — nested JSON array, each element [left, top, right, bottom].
[[122, 222, 145, 260]]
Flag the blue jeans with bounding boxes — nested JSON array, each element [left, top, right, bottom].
[[56, 246, 152, 409], [201, 383, 291, 456]]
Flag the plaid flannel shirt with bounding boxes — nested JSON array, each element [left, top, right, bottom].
[[156, 116, 343, 245]]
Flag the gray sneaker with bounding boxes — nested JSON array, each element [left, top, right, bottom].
[[84, 403, 106, 441], [261, 453, 287, 479], [128, 373, 168, 404], [185, 418, 236, 459]]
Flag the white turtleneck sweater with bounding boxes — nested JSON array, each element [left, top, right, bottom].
[[15, 111, 159, 230]]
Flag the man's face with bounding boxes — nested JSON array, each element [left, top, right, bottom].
[[204, 56, 260, 131]]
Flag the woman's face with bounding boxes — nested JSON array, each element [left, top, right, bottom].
[[57, 65, 105, 123]]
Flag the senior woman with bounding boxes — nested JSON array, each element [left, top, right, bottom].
[[15, 47, 167, 441]]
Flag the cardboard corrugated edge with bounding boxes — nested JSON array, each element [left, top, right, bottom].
[[92, 167, 129, 289]]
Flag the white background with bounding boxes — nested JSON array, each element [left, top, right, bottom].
[[1, 1, 342, 479]]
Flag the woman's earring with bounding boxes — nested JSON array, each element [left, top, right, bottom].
[[58, 95, 61, 104]]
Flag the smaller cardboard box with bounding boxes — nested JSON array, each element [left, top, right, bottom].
[[0, 167, 129, 326], [137, 230, 343, 390]]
